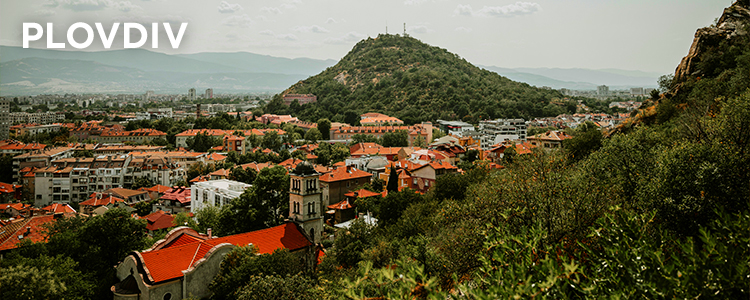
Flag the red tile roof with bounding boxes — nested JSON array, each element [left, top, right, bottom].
[[161, 187, 191, 204], [138, 223, 311, 283], [42, 203, 77, 214], [142, 211, 176, 231], [319, 166, 372, 183], [344, 189, 382, 199], [0, 215, 56, 251], [80, 195, 124, 207], [0, 182, 21, 194], [146, 185, 171, 193], [328, 199, 354, 210]]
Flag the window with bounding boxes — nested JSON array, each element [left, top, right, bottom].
[[293, 201, 300, 214], [308, 201, 316, 215]]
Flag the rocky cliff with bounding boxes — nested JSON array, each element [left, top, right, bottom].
[[673, 0, 750, 84]]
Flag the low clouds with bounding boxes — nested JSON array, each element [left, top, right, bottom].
[[408, 25, 432, 34], [324, 31, 366, 45], [218, 1, 243, 14], [456, 2, 541, 18], [454, 26, 472, 33], [260, 30, 298, 41], [292, 25, 329, 33], [222, 14, 253, 27], [261, 7, 282, 14], [44, 0, 141, 12]]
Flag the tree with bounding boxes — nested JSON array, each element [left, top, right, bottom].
[[386, 166, 399, 193], [0, 254, 95, 300], [172, 212, 197, 228], [262, 131, 282, 152], [0, 155, 13, 184], [217, 166, 289, 235], [304, 127, 322, 143], [236, 274, 322, 300], [186, 132, 221, 152], [380, 130, 409, 147], [317, 118, 331, 140], [209, 246, 306, 299], [131, 176, 155, 190], [230, 166, 257, 184], [564, 121, 603, 162]]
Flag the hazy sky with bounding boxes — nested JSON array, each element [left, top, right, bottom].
[[0, 0, 733, 74]]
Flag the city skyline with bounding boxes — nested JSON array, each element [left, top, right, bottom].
[[0, 0, 733, 74]]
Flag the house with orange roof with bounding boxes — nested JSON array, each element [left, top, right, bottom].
[[143, 185, 171, 200], [0, 214, 58, 253], [112, 223, 317, 300], [0, 140, 46, 155], [0, 182, 23, 202], [155, 186, 191, 213], [319, 166, 372, 207], [408, 161, 459, 193], [79, 194, 125, 215], [95, 128, 167, 144], [140, 210, 177, 232], [104, 188, 150, 205], [0, 202, 32, 218], [41, 203, 77, 215], [527, 130, 573, 149], [13, 146, 74, 184], [209, 168, 230, 180], [330, 122, 433, 147]]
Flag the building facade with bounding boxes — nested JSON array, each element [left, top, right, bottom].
[[190, 179, 251, 212]]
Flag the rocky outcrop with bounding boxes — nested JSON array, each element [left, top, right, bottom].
[[673, 1, 750, 83]]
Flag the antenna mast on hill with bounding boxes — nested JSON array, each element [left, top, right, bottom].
[[386, 21, 388, 34], [404, 23, 407, 37]]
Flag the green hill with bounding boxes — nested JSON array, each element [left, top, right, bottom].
[[265, 34, 573, 124]]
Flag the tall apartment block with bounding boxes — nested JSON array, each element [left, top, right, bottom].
[[0, 99, 9, 140], [478, 118, 527, 150]]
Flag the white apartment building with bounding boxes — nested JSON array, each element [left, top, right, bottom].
[[478, 118, 527, 149], [191, 179, 251, 212]]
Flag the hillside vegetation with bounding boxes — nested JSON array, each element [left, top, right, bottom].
[[266, 34, 573, 124]]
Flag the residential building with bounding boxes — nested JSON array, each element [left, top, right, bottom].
[[319, 166, 372, 207], [436, 120, 475, 137], [79, 194, 124, 215], [191, 179, 251, 212], [283, 94, 317, 106], [188, 88, 197, 101], [0, 182, 22, 202], [527, 130, 573, 149], [0, 100, 9, 140], [478, 118, 527, 150], [95, 128, 167, 144], [16, 124, 62, 136], [330, 123, 433, 147], [597, 85, 610, 96], [154, 186, 191, 213], [0, 215, 57, 253], [204, 88, 213, 99], [9, 112, 65, 125], [104, 187, 150, 205], [112, 223, 316, 300], [13, 146, 74, 184], [0, 140, 46, 156], [124, 155, 185, 188]]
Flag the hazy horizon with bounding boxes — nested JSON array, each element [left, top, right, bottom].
[[0, 1, 733, 75]]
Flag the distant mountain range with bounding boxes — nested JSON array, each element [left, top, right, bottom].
[[0, 45, 659, 96]]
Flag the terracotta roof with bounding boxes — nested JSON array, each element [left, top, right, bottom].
[[160, 187, 191, 204], [319, 166, 372, 183], [146, 185, 171, 193], [0, 215, 56, 251], [80, 195, 125, 207], [0, 182, 21, 194], [205, 152, 227, 161], [138, 223, 311, 283], [209, 168, 230, 177], [189, 175, 210, 183], [42, 203, 77, 214], [0, 203, 31, 212], [529, 130, 573, 141], [142, 210, 176, 231], [343, 189, 381, 199], [327, 199, 354, 210], [106, 188, 148, 199]]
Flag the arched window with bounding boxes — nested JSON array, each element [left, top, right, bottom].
[[163, 293, 172, 300]]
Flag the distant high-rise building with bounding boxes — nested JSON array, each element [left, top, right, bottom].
[[144, 91, 154, 101], [630, 87, 644, 96], [597, 85, 610, 96], [205, 88, 213, 99], [188, 88, 197, 101], [0, 99, 9, 140]]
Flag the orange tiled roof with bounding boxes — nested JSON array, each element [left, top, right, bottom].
[[141, 210, 176, 231], [161, 187, 191, 204], [328, 199, 354, 210], [80, 195, 124, 207], [0, 182, 21, 194], [320, 166, 372, 183], [189, 175, 210, 183], [146, 185, 171, 193], [138, 223, 311, 283], [0, 202, 31, 211], [42, 203, 77, 214], [344, 189, 381, 199], [0, 215, 56, 251]]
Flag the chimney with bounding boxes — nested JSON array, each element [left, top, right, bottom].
[[207, 228, 212, 238]]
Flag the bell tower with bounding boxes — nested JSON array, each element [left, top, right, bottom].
[[289, 162, 324, 244]]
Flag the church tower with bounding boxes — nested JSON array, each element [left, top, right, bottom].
[[289, 162, 324, 244]]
